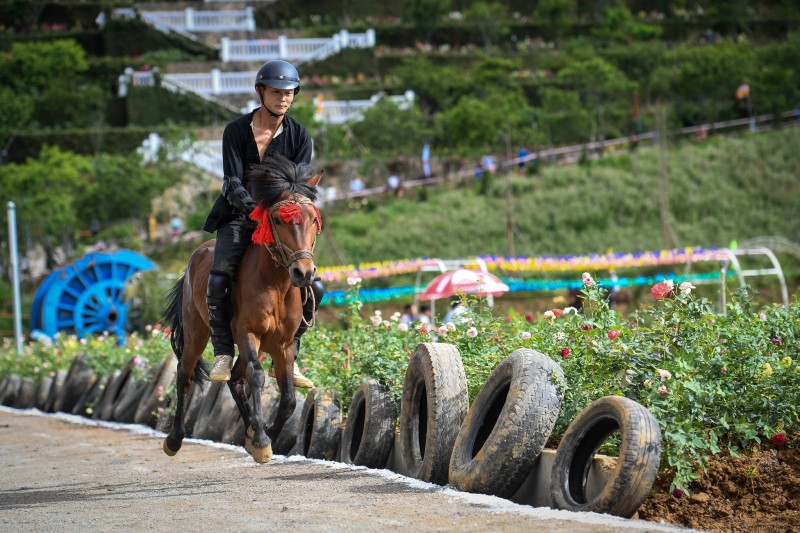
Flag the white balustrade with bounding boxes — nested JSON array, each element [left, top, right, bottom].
[[139, 7, 255, 33], [220, 29, 375, 63], [314, 91, 415, 124]]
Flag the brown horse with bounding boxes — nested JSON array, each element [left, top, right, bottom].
[[161, 154, 323, 463]]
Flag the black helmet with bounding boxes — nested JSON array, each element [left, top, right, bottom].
[[255, 59, 300, 94]]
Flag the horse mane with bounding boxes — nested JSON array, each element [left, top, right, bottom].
[[246, 154, 319, 206]]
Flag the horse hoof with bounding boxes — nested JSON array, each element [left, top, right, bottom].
[[250, 443, 273, 463], [163, 439, 180, 457]]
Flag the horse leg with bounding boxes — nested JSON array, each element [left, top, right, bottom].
[[266, 342, 297, 442], [241, 334, 272, 463], [163, 360, 191, 456], [227, 358, 252, 441], [163, 331, 207, 456]]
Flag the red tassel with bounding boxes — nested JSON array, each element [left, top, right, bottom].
[[249, 202, 275, 245], [313, 205, 323, 232], [277, 203, 303, 224]]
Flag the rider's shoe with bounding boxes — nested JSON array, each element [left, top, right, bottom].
[[210, 355, 233, 382], [268, 362, 314, 388]]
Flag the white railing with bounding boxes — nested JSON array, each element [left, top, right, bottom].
[[139, 7, 256, 33], [314, 90, 416, 125], [138, 134, 224, 178], [220, 29, 376, 63]]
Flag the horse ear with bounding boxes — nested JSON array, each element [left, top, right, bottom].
[[308, 169, 324, 188]]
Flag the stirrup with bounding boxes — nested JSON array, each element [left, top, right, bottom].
[[268, 362, 314, 388], [210, 355, 233, 382]]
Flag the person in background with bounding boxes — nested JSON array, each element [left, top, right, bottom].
[[444, 296, 468, 324], [202, 59, 322, 388], [400, 303, 418, 324], [418, 304, 432, 324]]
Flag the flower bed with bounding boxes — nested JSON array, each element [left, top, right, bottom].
[[1, 275, 797, 495], [300, 275, 799, 493]]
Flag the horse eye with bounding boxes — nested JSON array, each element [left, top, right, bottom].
[[271, 217, 282, 225]]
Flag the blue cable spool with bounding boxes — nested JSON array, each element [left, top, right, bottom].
[[30, 250, 156, 340]]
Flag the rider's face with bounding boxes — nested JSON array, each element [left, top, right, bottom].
[[259, 86, 295, 115]]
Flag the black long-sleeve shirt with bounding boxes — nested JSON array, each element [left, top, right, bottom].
[[203, 109, 313, 233]]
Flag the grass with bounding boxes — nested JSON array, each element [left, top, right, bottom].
[[316, 127, 800, 268]]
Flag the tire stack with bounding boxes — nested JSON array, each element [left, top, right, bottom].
[[1, 341, 662, 519]]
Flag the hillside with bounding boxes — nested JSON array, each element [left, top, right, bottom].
[[315, 127, 800, 268]]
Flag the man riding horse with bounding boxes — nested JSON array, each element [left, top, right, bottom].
[[203, 59, 323, 386]]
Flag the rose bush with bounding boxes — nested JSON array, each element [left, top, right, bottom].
[[300, 276, 799, 493]]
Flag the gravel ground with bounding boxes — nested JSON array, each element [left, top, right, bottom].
[[0, 408, 692, 532]]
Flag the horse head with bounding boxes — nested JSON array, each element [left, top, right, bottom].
[[247, 154, 324, 287]]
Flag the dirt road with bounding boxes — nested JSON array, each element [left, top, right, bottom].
[[0, 407, 689, 532]]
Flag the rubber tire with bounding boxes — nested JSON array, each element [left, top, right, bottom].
[[34, 376, 53, 411], [297, 387, 342, 460], [184, 381, 215, 437], [44, 369, 68, 413], [134, 356, 177, 428], [550, 395, 662, 518], [112, 376, 147, 423], [14, 378, 36, 409], [339, 378, 397, 468], [398, 343, 468, 485], [192, 382, 236, 442], [93, 369, 124, 420], [449, 348, 564, 497], [70, 374, 102, 417], [1, 375, 21, 406], [273, 395, 305, 455], [54, 356, 95, 414]]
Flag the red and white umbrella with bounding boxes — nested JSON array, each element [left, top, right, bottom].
[[418, 269, 509, 301]]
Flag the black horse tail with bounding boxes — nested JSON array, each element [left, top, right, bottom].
[[162, 273, 210, 384]]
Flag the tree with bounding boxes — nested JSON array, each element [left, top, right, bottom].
[[76, 154, 173, 227], [404, 0, 451, 44], [535, 0, 576, 47], [539, 87, 592, 146], [350, 98, 431, 155], [391, 57, 471, 114], [434, 88, 538, 154], [463, 2, 510, 51], [2, 39, 88, 95], [557, 55, 633, 141], [0, 146, 92, 257], [592, 3, 663, 45], [669, 39, 756, 123]]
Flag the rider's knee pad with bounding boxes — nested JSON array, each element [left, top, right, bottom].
[[207, 271, 232, 300], [310, 277, 324, 312]]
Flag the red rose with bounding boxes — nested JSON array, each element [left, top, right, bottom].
[[561, 348, 570, 359], [607, 329, 620, 340], [581, 323, 594, 331], [552, 309, 564, 318], [672, 488, 684, 499], [525, 313, 534, 322], [771, 433, 787, 445]]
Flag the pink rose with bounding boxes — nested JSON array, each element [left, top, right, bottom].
[[607, 329, 620, 341], [650, 282, 672, 299]]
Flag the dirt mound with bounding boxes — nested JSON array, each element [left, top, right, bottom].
[[638, 443, 800, 532]]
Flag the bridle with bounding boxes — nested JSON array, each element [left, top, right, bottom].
[[263, 195, 321, 270]]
